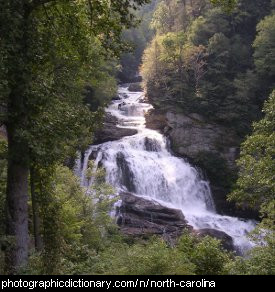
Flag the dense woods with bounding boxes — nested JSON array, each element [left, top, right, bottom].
[[142, 0, 274, 135], [0, 0, 274, 275]]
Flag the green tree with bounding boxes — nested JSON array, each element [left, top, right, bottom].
[[253, 12, 275, 98], [228, 91, 275, 275], [119, 0, 160, 82], [229, 90, 275, 219], [0, 0, 149, 273]]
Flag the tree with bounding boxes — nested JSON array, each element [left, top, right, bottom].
[[253, 13, 275, 96], [228, 91, 275, 275], [118, 0, 160, 82], [0, 0, 149, 273], [229, 90, 275, 217]]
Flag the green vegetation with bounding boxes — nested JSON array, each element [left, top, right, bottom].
[[227, 91, 275, 275], [0, 0, 274, 276], [118, 0, 160, 82], [0, 144, 233, 275], [140, 0, 275, 275], [0, 0, 150, 274], [141, 0, 274, 135]]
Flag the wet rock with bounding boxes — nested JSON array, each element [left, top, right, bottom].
[[211, 185, 259, 219], [121, 93, 129, 99], [93, 113, 137, 144], [88, 149, 99, 161], [128, 82, 142, 92], [112, 95, 121, 101], [118, 192, 191, 241], [196, 228, 235, 252], [118, 102, 126, 110], [144, 137, 161, 152], [116, 153, 136, 192]]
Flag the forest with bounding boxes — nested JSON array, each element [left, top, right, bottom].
[[0, 0, 274, 275]]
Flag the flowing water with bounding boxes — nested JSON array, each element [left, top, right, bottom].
[[76, 85, 256, 254]]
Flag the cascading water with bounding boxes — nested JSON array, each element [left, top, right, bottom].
[[76, 85, 256, 254]]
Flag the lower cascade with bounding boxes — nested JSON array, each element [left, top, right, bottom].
[[76, 85, 256, 254]]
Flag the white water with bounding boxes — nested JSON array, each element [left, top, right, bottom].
[[77, 85, 256, 254]]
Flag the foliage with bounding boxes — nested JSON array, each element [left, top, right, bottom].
[[227, 91, 275, 275], [0, 0, 151, 272], [5, 162, 230, 275], [229, 91, 275, 213], [74, 229, 231, 275], [141, 0, 273, 135], [20, 164, 118, 275], [93, 237, 194, 275], [211, 0, 237, 10], [118, 0, 160, 82], [253, 12, 275, 102], [226, 235, 275, 275], [177, 232, 231, 275]]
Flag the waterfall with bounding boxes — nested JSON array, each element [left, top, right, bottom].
[[77, 84, 256, 254]]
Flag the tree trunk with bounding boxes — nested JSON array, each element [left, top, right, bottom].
[[2, 1, 32, 273], [5, 127, 29, 274], [30, 167, 43, 252]]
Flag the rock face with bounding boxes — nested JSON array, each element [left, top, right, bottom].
[[146, 110, 239, 169], [145, 109, 168, 132], [165, 112, 240, 169], [196, 228, 235, 252], [93, 113, 137, 144], [117, 192, 191, 240]]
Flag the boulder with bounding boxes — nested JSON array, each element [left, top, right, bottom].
[[93, 113, 137, 144], [117, 192, 191, 241], [196, 228, 235, 252]]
